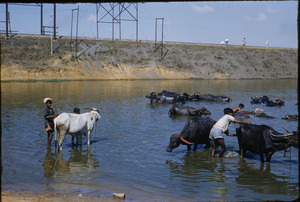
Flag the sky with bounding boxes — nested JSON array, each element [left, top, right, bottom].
[[0, 1, 298, 48]]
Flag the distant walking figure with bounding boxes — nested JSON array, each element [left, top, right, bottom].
[[266, 40, 269, 48], [242, 38, 246, 47]]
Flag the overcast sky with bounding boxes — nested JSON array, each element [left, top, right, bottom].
[[0, 1, 298, 48]]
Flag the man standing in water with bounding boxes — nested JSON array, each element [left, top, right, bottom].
[[43, 98, 59, 146], [209, 108, 251, 158]]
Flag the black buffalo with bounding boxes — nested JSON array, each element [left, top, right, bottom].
[[236, 124, 299, 163], [250, 96, 284, 106], [266, 99, 285, 107], [194, 93, 232, 102], [282, 115, 298, 121], [166, 117, 216, 152], [146, 90, 185, 104], [169, 105, 211, 116]]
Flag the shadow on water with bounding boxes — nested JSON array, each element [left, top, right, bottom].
[[60, 136, 110, 149]]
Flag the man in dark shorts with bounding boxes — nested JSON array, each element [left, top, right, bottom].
[[43, 98, 59, 146]]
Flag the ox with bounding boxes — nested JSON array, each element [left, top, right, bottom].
[[236, 124, 298, 163], [169, 105, 211, 116], [146, 90, 185, 104], [166, 117, 216, 152], [54, 108, 101, 150], [193, 93, 232, 102]]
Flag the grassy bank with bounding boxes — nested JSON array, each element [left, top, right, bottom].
[[1, 34, 298, 81]]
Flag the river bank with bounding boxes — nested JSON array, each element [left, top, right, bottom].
[[1, 34, 298, 81], [1, 191, 115, 202]]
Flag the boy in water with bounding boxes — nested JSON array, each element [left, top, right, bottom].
[[43, 98, 59, 146], [232, 103, 250, 117], [209, 108, 251, 158], [72, 107, 80, 145]]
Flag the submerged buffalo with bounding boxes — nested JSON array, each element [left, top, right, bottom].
[[250, 96, 284, 106], [166, 117, 216, 152], [243, 108, 274, 118], [169, 105, 211, 116], [194, 93, 232, 102], [236, 124, 298, 163], [282, 115, 298, 121], [146, 90, 185, 104]]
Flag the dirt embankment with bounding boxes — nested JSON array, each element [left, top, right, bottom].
[[0, 34, 298, 81]]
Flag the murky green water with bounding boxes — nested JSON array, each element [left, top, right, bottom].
[[1, 79, 298, 201]]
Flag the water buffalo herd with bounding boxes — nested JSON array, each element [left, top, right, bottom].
[[146, 90, 299, 164], [146, 90, 232, 104], [250, 95, 285, 106]]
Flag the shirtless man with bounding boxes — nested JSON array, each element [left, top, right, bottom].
[[232, 103, 250, 117]]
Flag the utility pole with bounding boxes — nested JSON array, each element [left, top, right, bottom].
[[96, 3, 138, 41], [6, 3, 8, 38], [53, 3, 56, 39], [155, 18, 168, 60], [70, 8, 74, 48], [75, 5, 79, 58], [50, 14, 53, 55], [41, 3, 43, 35]]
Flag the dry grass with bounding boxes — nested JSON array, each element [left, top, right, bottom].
[[0, 34, 298, 81]]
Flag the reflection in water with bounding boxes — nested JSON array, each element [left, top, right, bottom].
[[43, 148, 56, 178], [43, 146, 100, 178], [166, 150, 230, 197], [236, 159, 298, 196]]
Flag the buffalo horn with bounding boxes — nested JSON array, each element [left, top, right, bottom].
[[270, 132, 295, 137]]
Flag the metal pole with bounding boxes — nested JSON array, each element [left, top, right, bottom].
[[50, 14, 53, 55], [70, 9, 74, 48], [112, 3, 114, 40], [136, 3, 138, 42], [75, 5, 79, 58], [8, 12, 11, 33], [119, 3, 121, 40], [53, 3, 56, 39], [161, 18, 164, 59], [41, 3, 43, 35], [96, 4, 99, 39], [155, 18, 157, 49], [6, 3, 8, 38]]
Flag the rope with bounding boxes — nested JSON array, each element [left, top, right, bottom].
[[179, 136, 194, 145]]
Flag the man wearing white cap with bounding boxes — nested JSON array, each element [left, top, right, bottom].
[[43, 98, 59, 146]]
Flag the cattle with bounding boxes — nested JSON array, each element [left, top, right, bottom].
[[236, 124, 298, 163], [282, 115, 298, 121], [54, 108, 101, 150], [146, 90, 185, 104], [250, 96, 285, 106], [193, 93, 232, 102], [242, 108, 274, 118], [169, 105, 211, 116], [166, 117, 216, 152]]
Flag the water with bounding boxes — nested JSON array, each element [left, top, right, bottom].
[[1, 79, 298, 201]]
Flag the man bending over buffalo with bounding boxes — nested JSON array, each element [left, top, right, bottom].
[[209, 108, 251, 158]]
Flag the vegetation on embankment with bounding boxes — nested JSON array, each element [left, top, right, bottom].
[[0, 34, 298, 81]]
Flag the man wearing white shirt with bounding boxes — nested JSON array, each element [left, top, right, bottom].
[[209, 108, 251, 158]]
